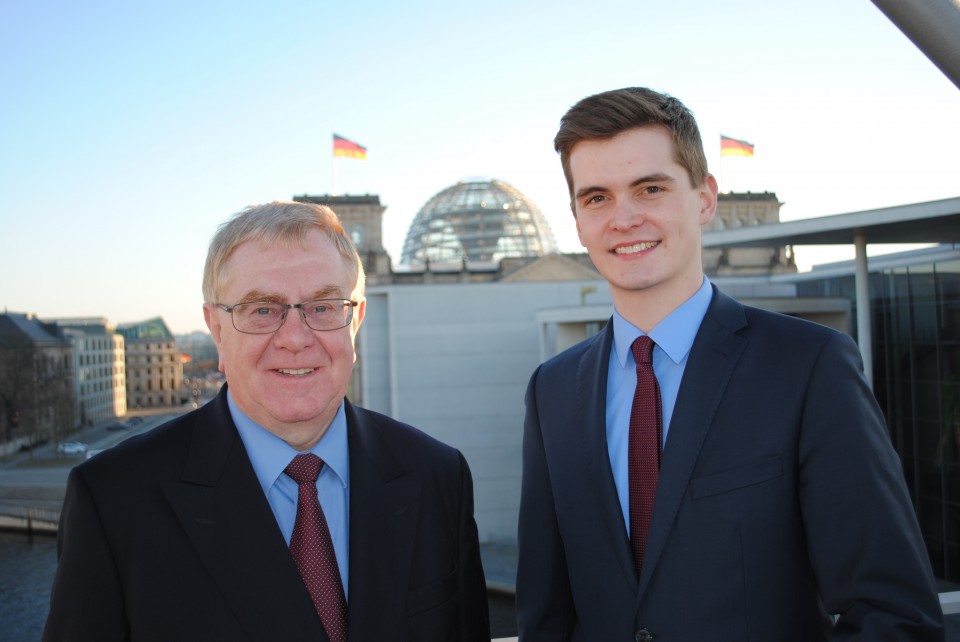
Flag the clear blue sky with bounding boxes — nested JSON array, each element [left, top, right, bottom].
[[2, 0, 958, 334]]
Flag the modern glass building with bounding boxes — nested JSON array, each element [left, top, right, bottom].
[[400, 178, 558, 266], [793, 246, 960, 582]]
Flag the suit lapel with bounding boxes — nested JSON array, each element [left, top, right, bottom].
[[160, 388, 329, 642], [638, 288, 748, 596], [344, 402, 421, 640], [577, 323, 640, 591]]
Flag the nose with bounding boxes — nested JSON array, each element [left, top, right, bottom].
[[272, 307, 315, 350], [609, 197, 645, 230]]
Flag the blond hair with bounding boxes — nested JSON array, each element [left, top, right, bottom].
[[202, 200, 365, 302]]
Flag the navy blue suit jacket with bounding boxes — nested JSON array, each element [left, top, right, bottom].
[[517, 286, 943, 641], [43, 387, 490, 641]]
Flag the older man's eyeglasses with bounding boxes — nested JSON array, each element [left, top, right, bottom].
[[216, 299, 358, 334]]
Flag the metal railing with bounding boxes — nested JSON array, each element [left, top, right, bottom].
[[0, 502, 59, 535], [941, 591, 960, 615]]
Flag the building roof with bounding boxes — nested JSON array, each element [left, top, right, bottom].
[[0, 313, 69, 348], [45, 317, 112, 335], [116, 317, 174, 340], [717, 191, 780, 203], [703, 196, 960, 248], [294, 194, 382, 206], [500, 253, 601, 282]]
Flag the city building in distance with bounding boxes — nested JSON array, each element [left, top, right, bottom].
[[0, 312, 75, 452], [116, 317, 184, 410], [48, 317, 126, 427]]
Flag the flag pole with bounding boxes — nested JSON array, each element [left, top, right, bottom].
[[332, 154, 339, 196], [719, 136, 725, 193]]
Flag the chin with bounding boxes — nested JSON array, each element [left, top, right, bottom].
[[271, 406, 326, 425]]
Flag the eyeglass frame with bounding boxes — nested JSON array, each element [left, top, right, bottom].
[[213, 298, 359, 334]]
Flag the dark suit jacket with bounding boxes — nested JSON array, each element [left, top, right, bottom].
[[517, 286, 943, 641], [43, 387, 490, 641]]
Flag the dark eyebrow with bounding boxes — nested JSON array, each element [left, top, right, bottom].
[[574, 173, 678, 201], [574, 185, 607, 201], [630, 173, 676, 188]]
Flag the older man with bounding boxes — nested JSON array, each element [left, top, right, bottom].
[[44, 201, 490, 642]]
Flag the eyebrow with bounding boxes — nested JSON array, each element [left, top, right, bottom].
[[235, 286, 346, 304], [237, 291, 281, 304], [574, 172, 677, 201], [310, 286, 348, 299]]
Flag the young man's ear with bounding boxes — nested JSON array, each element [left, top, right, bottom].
[[699, 174, 719, 225]]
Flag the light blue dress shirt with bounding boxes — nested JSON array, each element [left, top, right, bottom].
[[228, 390, 351, 597], [606, 277, 713, 536]]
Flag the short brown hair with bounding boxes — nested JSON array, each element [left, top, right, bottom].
[[554, 87, 708, 204], [202, 200, 365, 303]]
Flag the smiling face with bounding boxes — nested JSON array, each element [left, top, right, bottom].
[[570, 125, 717, 328], [203, 229, 365, 450]]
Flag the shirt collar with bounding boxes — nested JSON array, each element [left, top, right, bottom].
[[612, 276, 714, 367], [228, 389, 350, 495]]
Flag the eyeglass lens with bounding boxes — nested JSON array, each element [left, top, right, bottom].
[[231, 300, 351, 333]]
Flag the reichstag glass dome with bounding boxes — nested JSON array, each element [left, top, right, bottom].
[[400, 179, 558, 266]]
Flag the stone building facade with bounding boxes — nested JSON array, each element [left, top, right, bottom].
[[704, 192, 797, 275], [116, 318, 183, 409], [293, 194, 393, 286], [53, 317, 127, 426], [0, 312, 75, 448]]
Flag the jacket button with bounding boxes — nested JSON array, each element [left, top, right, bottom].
[[635, 629, 653, 642]]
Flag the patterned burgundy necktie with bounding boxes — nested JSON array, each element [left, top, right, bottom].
[[285, 453, 347, 642], [629, 335, 663, 576]]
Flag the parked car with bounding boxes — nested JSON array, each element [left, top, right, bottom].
[[57, 441, 88, 455], [106, 421, 129, 431]]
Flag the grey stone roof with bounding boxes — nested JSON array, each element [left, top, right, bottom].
[[0, 313, 68, 347]]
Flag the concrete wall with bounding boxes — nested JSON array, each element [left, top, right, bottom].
[[358, 280, 613, 543]]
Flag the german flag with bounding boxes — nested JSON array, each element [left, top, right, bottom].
[[720, 135, 754, 157], [333, 134, 367, 160]]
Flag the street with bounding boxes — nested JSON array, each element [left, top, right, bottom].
[[0, 410, 182, 510]]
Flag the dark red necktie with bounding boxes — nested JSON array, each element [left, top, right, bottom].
[[285, 454, 347, 642], [629, 335, 663, 576]]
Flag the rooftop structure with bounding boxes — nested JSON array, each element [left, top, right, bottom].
[[400, 179, 558, 267], [116, 317, 175, 340]]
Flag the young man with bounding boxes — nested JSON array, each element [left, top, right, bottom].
[[44, 201, 490, 642], [516, 87, 943, 640]]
